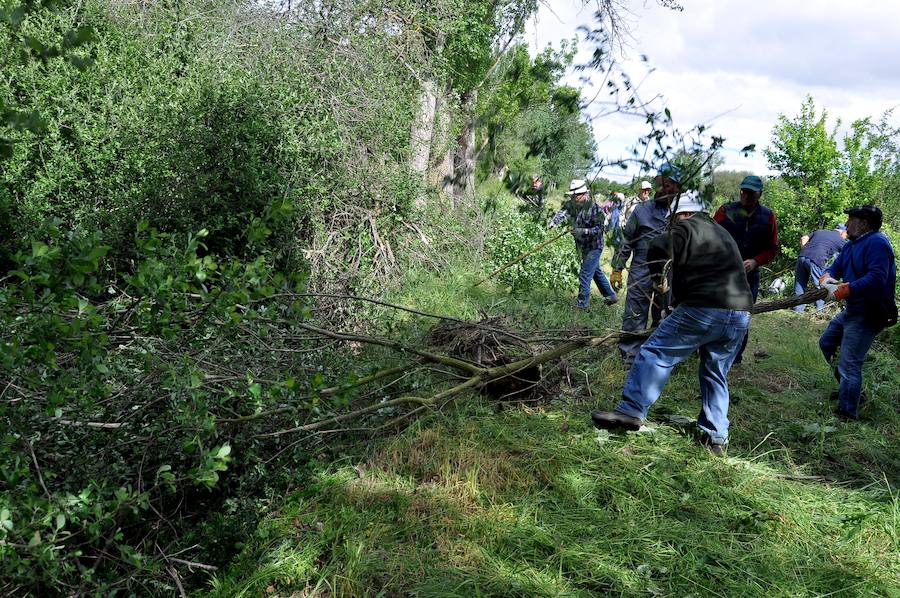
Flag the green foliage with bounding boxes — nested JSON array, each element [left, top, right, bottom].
[[485, 204, 579, 290], [764, 98, 900, 285], [765, 96, 853, 229], [476, 43, 595, 190], [0, 218, 319, 593], [0, 0, 96, 159], [1, 0, 422, 280], [207, 306, 899, 597]]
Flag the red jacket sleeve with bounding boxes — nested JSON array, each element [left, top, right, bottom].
[[713, 205, 727, 224], [752, 211, 780, 267]]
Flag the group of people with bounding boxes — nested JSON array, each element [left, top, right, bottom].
[[548, 168, 896, 454]]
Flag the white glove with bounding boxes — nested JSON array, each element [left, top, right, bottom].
[[823, 281, 840, 301], [819, 276, 839, 287]]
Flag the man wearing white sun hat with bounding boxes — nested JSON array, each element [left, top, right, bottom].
[[591, 193, 753, 456]]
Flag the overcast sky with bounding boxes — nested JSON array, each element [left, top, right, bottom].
[[525, 0, 900, 182]]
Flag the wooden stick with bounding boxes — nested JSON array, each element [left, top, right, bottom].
[[752, 288, 828, 314], [472, 227, 571, 287]]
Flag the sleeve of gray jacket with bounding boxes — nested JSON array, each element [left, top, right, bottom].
[[612, 209, 639, 270]]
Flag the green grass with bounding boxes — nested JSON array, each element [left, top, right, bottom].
[[206, 261, 899, 597]]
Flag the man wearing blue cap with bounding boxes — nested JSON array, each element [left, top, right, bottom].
[[793, 223, 848, 312], [610, 164, 681, 367], [714, 175, 781, 364]]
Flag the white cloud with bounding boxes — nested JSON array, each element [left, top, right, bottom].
[[526, 0, 900, 181]]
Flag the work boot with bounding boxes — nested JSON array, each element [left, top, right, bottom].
[[706, 443, 726, 457], [698, 433, 726, 456], [591, 410, 642, 431], [604, 297, 619, 306], [829, 390, 866, 404], [833, 408, 858, 422]]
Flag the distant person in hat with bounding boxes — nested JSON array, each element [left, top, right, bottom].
[[713, 175, 781, 364], [623, 180, 653, 226], [549, 179, 618, 308], [818, 205, 896, 420], [611, 165, 682, 368], [794, 223, 848, 312], [606, 192, 626, 251], [528, 174, 545, 208], [591, 193, 752, 455]]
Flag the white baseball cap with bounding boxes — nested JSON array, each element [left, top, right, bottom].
[[640, 181, 652, 190]]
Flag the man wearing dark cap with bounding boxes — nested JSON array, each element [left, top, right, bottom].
[[714, 175, 781, 363], [794, 223, 848, 312], [611, 165, 680, 368], [818, 205, 897, 420]]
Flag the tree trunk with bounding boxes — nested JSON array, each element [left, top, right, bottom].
[[410, 78, 438, 207], [430, 87, 454, 197], [451, 89, 477, 209]]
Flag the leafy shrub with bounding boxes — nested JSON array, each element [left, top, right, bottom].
[[486, 206, 579, 290], [0, 219, 327, 593]]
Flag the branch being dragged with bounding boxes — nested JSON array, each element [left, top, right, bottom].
[[259, 332, 621, 439]]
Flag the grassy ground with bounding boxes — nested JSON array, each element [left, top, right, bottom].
[[205, 260, 899, 597]]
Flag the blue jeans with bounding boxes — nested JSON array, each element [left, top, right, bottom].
[[819, 311, 879, 417], [577, 248, 616, 307], [794, 256, 825, 312], [618, 263, 666, 364], [734, 275, 759, 364], [615, 305, 751, 445]]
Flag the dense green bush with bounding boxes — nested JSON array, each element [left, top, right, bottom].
[[486, 204, 579, 291], [1, 0, 422, 284], [0, 218, 331, 593]]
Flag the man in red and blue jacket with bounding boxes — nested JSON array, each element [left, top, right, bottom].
[[818, 205, 897, 420], [714, 175, 780, 363]]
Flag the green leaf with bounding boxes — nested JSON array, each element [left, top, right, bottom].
[[55, 514, 66, 531], [28, 530, 42, 547], [31, 241, 49, 258], [215, 444, 231, 459]]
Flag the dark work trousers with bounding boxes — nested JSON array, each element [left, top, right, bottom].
[[618, 264, 665, 366], [734, 272, 760, 363]]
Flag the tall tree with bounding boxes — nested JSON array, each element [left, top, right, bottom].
[[764, 95, 843, 227]]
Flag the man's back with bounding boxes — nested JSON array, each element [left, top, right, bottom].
[[649, 213, 753, 311], [800, 229, 845, 267]]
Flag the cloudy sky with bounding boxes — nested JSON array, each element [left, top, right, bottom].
[[525, 0, 900, 181]]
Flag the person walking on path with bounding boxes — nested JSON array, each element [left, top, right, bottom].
[[550, 179, 617, 308], [818, 205, 897, 420], [611, 167, 680, 367], [713, 175, 780, 364], [794, 223, 847, 312], [591, 195, 753, 455]]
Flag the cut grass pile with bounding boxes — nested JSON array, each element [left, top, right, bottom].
[[207, 263, 899, 597]]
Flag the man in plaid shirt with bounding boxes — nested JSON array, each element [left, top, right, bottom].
[[550, 179, 618, 309]]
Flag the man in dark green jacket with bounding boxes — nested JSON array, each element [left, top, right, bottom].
[[591, 194, 753, 454]]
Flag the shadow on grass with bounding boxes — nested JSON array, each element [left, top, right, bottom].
[[210, 408, 898, 597]]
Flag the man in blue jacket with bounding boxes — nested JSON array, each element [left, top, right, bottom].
[[819, 205, 897, 420], [610, 166, 679, 367]]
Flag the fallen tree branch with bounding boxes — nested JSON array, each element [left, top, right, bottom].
[[296, 322, 484, 375], [752, 288, 828, 314]]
